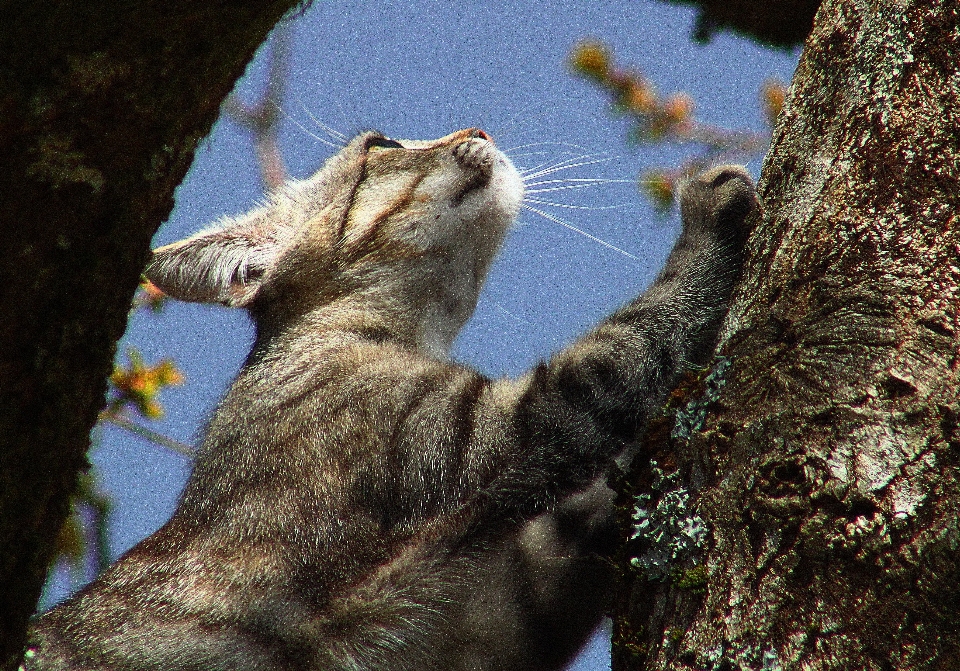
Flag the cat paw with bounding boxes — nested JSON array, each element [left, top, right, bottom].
[[679, 165, 759, 250]]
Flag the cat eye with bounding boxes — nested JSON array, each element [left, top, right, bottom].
[[365, 137, 405, 151]]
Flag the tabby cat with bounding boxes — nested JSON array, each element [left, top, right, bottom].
[[29, 127, 757, 671]]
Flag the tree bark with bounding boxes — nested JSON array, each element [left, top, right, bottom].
[[613, 0, 960, 669], [0, 3, 299, 669]]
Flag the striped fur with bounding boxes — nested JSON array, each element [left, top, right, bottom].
[[29, 129, 757, 671]]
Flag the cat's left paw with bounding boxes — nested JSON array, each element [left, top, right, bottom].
[[680, 165, 759, 251]]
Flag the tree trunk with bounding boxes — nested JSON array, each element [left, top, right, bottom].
[[0, 3, 298, 669], [612, 0, 960, 669]]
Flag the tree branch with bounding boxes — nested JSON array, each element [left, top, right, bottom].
[[0, 3, 300, 668], [658, 0, 821, 49]]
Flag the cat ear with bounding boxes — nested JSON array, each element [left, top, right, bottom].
[[145, 213, 284, 308]]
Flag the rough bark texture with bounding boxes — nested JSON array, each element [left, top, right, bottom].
[[613, 0, 960, 669], [0, 3, 299, 669], [660, 0, 820, 48]]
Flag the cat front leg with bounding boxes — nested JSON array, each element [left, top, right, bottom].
[[436, 166, 757, 671], [480, 165, 758, 517]]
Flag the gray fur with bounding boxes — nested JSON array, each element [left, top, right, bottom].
[[29, 129, 757, 671]]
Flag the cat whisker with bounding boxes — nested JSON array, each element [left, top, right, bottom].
[[521, 204, 640, 261], [297, 101, 349, 144], [524, 178, 634, 187], [491, 301, 533, 326], [506, 150, 561, 160], [502, 140, 596, 154], [315, 86, 362, 136], [520, 151, 600, 175], [525, 185, 609, 194], [516, 152, 597, 172], [279, 106, 344, 151], [525, 198, 622, 211], [516, 151, 605, 175], [524, 178, 635, 195], [521, 156, 614, 180], [517, 153, 596, 174], [515, 158, 561, 176]]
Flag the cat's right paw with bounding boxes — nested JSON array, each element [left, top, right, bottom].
[[679, 165, 759, 251]]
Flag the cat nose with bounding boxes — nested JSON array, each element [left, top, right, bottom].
[[463, 128, 493, 143]]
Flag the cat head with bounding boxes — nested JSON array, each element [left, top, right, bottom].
[[146, 128, 524, 356]]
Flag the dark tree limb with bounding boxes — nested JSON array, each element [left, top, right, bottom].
[[614, 0, 960, 668], [0, 4, 300, 669], [659, 0, 821, 49]]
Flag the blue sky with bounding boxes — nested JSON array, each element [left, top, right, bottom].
[[49, 2, 799, 668]]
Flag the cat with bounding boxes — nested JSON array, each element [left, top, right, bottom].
[[28, 127, 757, 671]]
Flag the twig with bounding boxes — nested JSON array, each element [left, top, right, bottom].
[[223, 24, 292, 190], [100, 414, 196, 458]]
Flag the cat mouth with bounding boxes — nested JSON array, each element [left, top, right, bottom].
[[451, 136, 496, 206], [451, 171, 493, 207]]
